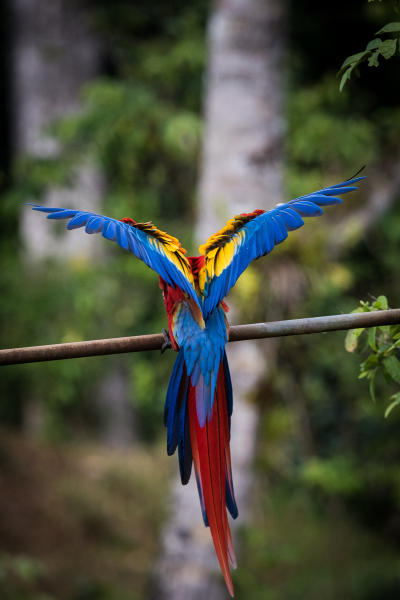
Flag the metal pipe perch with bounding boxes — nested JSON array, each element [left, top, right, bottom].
[[1, 309, 400, 366]]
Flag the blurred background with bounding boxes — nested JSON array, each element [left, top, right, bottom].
[[1, 0, 400, 598]]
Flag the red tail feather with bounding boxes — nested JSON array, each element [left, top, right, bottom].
[[188, 361, 236, 596]]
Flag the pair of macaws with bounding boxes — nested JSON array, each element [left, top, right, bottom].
[[31, 175, 364, 596]]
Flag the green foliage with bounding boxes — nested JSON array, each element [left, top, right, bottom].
[[288, 76, 377, 177], [44, 78, 202, 205], [338, 36, 398, 91], [345, 296, 400, 417], [0, 553, 51, 600], [300, 455, 364, 495], [0, 434, 171, 600], [235, 485, 400, 600], [338, 2, 400, 90], [1, 1, 400, 597], [248, 23, 400, 584], [0, 1, 207, 439]]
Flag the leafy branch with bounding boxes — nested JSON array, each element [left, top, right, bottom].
[[338, 20, 400, 91], [345, 296, 400, 417]]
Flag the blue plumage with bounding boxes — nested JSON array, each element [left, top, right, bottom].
[[165, 350, 186, 455], [201, 176, 365, 317], [29, 204, 201, 312], [164, 349, 192, 484], [226, 479, 238, 519], [177, 385, 192, 484], [29, 174, 365, 598]]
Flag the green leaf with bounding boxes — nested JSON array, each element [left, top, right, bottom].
[[366, 38, 382, 51], [385, 339, 400, 353], [359, 300, 372, 311], [374, 295, 388, 310], [369, 370, 377, 402], [383, 355, 400, 383], [339, 62, 362, 92], [376, 22, 400, 34], [360, 354, 379, 378], [339, 69, 351, 92], [368, 50, 380, 67], [339, 51, 368, 72], [364, 354, 379, 369], [351, 306, 366, 314], [379, 38, 397, 59], [385, 393, 400, 418], [368, 327, 377, 351], [345, 327, 365, 352]]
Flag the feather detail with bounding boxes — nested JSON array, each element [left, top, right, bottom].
[[188, 356, 237, 596], [164, 349, 237, 596], [29, 204, 201, 313], [197, 176, 365, 317], [30, 174, 366, 598]]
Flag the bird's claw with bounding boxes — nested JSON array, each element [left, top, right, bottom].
[[161, 328, 173, 354]]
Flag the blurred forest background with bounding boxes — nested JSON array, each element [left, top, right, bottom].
[[1, 0, 400, 599]]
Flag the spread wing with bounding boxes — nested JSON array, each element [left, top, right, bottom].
[[198, 176, 365, 318], [29, 204, 201, 310]]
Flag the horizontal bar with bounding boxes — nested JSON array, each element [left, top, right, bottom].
[[0, 332, 165, 366], [228, 308, 400, 341], [1, 309, 399, 366]]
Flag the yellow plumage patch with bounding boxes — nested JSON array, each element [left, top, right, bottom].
[[197, 217, 250, 293], [198, 266, 208, 292], [147, 231, 195, 286], [198, 218, 238, 256], [214, 243, 234, 277]]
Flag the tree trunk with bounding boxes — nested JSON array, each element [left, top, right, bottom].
[[157, 1, 286, 597], [11, 0, 136, 446], [12, 0, 103, 260]]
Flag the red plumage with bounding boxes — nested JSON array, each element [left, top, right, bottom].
[[30, 175, 365, 597], [189, 360, 236, 596]]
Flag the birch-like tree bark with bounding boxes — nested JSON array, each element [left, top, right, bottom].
[[13, 0, 102, 260], [158, 1, 286, 598], [12, 0, 135, 444]]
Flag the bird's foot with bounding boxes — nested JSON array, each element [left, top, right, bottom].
[[161, 329, 173, 354]]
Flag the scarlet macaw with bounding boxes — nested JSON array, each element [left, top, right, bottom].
[[30, 175, 364, 596]]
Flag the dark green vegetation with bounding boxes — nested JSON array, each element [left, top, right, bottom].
[[345, 296, 400, 417], [1, 0, 400, 598], [231, 1, 400, 597], [0, 432, 171, 600], [0, 1, 206, 437], [338, 0, 400, 91]]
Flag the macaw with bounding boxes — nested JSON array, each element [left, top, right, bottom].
[[30, 175, 364, 596]]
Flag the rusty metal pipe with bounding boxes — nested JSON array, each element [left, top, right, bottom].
[[1, 309, 400, 366], [228, 308, 400, 341]]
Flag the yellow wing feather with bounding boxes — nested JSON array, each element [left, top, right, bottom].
[[143, 223, 195, 287], [197, 211, 262, 297]]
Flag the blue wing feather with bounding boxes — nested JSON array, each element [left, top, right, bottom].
[[165, 350, 186, 454], [327, 175, 364, 189], [178, 395, 192, 485], [279, 208, 304, 230], [86, 216, 104, 233], [68, 213, 90, 229], [201, 176, 365, 316], [29, 203, 201, 310], [47, 209, 78, 219], [164, 350, 192, 484]]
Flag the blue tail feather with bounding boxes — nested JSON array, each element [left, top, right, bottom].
[[165, 351, 192, 483], [226, 479, 238, 519]]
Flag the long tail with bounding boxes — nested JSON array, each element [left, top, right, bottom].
[[164, 351, 238, 596]]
